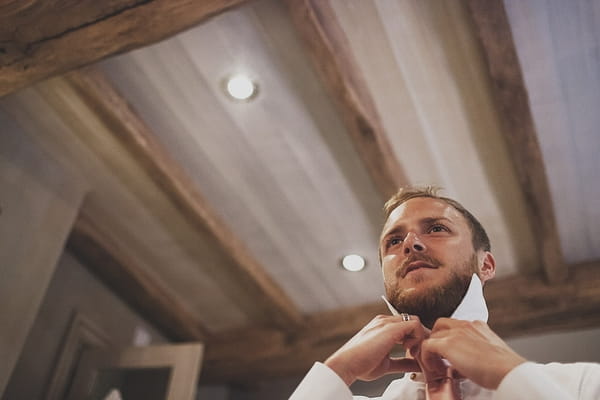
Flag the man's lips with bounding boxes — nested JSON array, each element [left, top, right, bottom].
[[400, 260, 439, 278]]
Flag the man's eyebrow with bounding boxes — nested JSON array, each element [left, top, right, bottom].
[[380, 217, 454, 241], [380, 226, 404, 241], [420, 216, 453, 225]]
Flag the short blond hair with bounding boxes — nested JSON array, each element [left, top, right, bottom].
[[384, 186, 491, 252]]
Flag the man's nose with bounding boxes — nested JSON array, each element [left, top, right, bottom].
[[403, 232, 425, 254]]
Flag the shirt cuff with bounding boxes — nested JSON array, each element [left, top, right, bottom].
[[494, 362, 572, 400], [288, 362, 353, 400]]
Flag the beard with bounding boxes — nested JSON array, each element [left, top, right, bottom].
[[385, 253, 479, 329]]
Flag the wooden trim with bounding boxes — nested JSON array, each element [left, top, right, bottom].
[[465, 0, 566, 283], [202, 261, 600, 383], [45, 312, 112, 400], [67, 343, 204, 400], [0, 0, 252, 97], [284, 0, 406, 198], [64, 68, 303, 330], [67, 212, 211, 342]]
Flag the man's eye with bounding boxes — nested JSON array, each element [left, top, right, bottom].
[[386, 237, 403, 248], [429, 224, 448, 233]]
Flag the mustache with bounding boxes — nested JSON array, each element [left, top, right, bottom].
[[398, 254, 442, 278]]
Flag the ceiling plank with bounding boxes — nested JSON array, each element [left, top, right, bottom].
[[67, 210, 211, 342], [202, 261, 600, 383], [63, 67, 304, 330], [284, 0, 406, 198], [465, 0, 566, 283], [0, 0, 252, 97]]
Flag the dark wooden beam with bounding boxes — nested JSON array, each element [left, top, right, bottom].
[[202, 262, 600, 384], [63, 68, 304, 330], [202, 301, 387, 384], [284, 0, 406, 198], [67, 211, 211, 342], [486, 261, 600, 338], [465, 0, 566, 283], [0, 0, 252, 97]]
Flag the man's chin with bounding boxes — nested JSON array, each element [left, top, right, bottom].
[[386, 269, 474, 328], [388, 289, 438, 328], [400, 287, 432, 301], [394, 278, 438, 295]]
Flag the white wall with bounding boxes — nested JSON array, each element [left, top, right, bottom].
[[0, 110, 87, 397], [506, 328, 600, 364]]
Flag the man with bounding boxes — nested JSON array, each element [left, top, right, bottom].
[[290, 186, 600, 399]]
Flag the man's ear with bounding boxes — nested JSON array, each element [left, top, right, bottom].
[[478, 251, 496, 284]]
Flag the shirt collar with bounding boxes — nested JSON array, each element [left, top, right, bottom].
[[451, 273, 488, 322]]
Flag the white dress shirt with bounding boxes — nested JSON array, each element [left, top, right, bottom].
[[289, 275, 600, 399]]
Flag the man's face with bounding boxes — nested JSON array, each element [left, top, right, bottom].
[[380, 197, 482, 327]]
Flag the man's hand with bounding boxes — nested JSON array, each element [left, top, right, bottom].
[[325, 315, 426, 386], [418, 319, 526, 389]]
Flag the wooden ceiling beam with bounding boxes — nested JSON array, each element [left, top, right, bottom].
[[284, 0, 406, 198], [63, 68, 304, 330], [0, 0, 252, 97], [465, 0, 566, 283], [202, 261, 600, 384], [67, 210, 211, 342], [486, 261, 600, 337]]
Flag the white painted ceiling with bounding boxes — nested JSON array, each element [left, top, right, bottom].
[[1, 0, 598, 335]]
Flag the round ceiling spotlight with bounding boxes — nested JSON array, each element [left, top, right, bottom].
[[341, 254, 366, 272], [225, 74, 257, 101]]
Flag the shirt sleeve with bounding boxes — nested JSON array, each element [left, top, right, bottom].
[[288, 362, 354, 400], [493, 361, 600, 400]]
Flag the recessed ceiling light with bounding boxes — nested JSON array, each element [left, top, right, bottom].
[[225, 74, 257, 101], [341, 254, 366, 272]]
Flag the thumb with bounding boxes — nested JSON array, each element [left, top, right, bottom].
[[419, 339, 449, 379]]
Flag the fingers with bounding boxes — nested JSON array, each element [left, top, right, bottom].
[[325, 313, 429, 384], [430, 317, 465, 332], [419, 319, 482, 378], [420, 319, 527, 389], [423, 319, 487, 365], [391, 314, 427, 341], [367, 314, 427, 345], [373, 313, 421, 326], [419, 336, 451, 377]]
